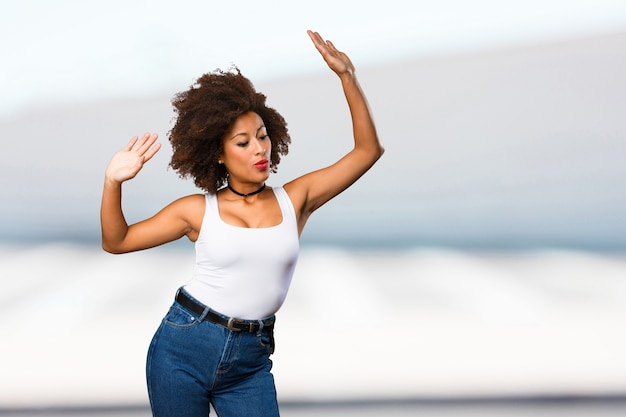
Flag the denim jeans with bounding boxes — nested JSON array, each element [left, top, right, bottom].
[[146, 288, 279, 417]]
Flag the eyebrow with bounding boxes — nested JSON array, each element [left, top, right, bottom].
[[229, 125, 266, 140]]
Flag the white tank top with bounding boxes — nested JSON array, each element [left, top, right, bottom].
[[183, 186, 300, 319]]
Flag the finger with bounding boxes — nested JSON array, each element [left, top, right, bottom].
[[307, 29, 320, 42], [142, 142, 162, 163], [136, 132, 152, 148], [307, 30, 326, 50], [137, 133, 158, 154], [123, 136, 139, 151]]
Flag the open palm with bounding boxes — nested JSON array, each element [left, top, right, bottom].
[[105, 133, 161, 183], [308, 30, 355, 76]]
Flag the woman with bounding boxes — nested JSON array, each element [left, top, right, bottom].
[[101, 30, 383, 417]]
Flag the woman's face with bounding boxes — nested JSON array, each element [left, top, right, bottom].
[[220, 111, 272, 188]]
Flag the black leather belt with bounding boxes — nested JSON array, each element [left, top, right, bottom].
[[175, 289, 274, 333]]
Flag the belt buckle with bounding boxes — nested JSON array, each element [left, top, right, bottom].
[[227, 317, 243, 332]]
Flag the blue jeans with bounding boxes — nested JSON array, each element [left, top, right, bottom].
[[146, 288, 279, 417]]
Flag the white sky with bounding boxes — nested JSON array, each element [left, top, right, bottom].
[[2, 0, 626, 118]]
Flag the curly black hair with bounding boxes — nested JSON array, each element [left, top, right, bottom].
[[168, 67, 290, 194]]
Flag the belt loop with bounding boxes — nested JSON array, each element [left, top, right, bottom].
[[198, 306, 210, 323], [256, 319, 264, 335], [179, 287, 210, 322]]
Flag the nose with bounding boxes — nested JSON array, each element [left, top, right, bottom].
[[253, 137, 267, 156]]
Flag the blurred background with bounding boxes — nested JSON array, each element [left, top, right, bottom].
[[1, 0, 626, 415]]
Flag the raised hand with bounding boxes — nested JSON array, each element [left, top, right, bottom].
[[105, 133, 161, 183], [307, 30, 355, 77]]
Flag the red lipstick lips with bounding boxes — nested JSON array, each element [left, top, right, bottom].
[[255, 159, 269, 170]]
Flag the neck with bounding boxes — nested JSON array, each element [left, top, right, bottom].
[[227, 182, 266, 197]]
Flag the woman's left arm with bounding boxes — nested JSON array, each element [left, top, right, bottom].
[[286, 31, 384, 224]]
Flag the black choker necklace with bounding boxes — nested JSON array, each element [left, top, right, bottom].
[[227, 183, 266, 197]]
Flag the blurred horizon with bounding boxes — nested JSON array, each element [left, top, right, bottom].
[[2, 243, 626, 409]]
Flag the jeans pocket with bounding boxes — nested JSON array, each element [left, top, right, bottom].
[[163, 305, 200, 329]]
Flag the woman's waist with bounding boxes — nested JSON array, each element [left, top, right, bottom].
[[183, 276, 291, 320]]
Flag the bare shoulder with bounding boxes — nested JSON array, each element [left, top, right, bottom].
[[171, 193, 205, 218], [282, 166, 336, 217], [282, 178, 309, 216], [175, 193, 206, 205], [169, 193, 206, 241]]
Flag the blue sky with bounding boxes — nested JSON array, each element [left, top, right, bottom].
[[2, 0, 626, 118]]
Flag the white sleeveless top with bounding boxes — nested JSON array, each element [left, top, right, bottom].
[[183, 186, 300, 320]]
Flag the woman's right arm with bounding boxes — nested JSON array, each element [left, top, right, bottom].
[[100, 133, 202, 254]]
